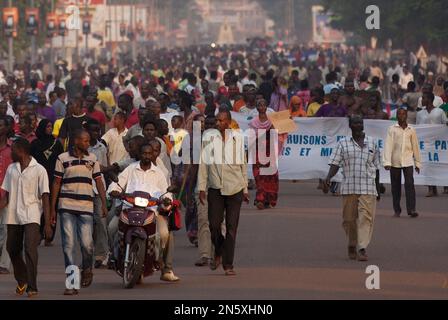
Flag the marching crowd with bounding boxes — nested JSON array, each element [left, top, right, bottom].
[[0, 42, 447, 296]]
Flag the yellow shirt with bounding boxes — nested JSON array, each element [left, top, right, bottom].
[[383, 124, 421, 169], [53, 118, 69, 151], [52, 118, 64, 138], [230, 120, 240, 130], [97, 89, 116, 109], [307, 102, 322, 117], [171, 129, 188, 155]]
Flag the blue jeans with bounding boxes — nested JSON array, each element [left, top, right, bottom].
[[60, 212, 94, 270], [93, 196, 109, 261]]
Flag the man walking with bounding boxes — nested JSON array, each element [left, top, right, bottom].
[[51, 129, 108, 295], [0, 138, 50, 297], [198, 110, 249, 276], [383, 108, 421, 218], [416, 92, 447, 197], [325, 115, 381, 261]]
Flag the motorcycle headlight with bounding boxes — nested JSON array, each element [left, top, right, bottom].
[[134, 197, 149, 208]]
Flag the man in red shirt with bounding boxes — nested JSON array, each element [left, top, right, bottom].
[[84, 91, 106, 135], [117, 91, 138, 129], [16, 115, 37, 143]]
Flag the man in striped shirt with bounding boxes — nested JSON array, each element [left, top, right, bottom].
[[50, 129, 107, 296]]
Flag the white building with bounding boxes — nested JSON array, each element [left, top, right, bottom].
[[195, 0, 274, 44]]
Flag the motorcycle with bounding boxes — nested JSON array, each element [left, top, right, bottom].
[[110, 183, 175, 289]]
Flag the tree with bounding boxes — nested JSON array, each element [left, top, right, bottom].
[[321, 0, 448, 51], [256, 0, 322, 42]]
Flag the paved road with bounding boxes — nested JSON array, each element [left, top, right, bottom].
[[1, 181, 447, 300]]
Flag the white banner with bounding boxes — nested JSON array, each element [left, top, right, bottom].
[[232, 113, 448, 186]]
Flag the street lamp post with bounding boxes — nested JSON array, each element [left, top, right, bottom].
[[8, 0, 13, 73], [85, 0, 88, 59], [30, 0, 36, 66], [50, 0, 55, 76]]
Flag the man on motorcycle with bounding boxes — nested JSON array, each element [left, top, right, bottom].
[[108, 143, 180, 282]]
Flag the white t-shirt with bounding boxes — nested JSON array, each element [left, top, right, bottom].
[[102, 127, 129, 165], [416, 107, 448, 125], [399, 73, 414, 90], [1, 158, 49, 225], [417, 95, 444, 109], [386, 66, 403, 82]]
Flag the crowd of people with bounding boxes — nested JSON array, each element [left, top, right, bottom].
[[0, 42, 447, 296]]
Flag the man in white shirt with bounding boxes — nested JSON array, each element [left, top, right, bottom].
[[125, 77, 142, 109], [198, 110, 249, 276], [383, 108, 421, 218], [416, 92, 447, 197], [399, 66, 414, 90], [0, 138, 50, 297], [417, 92, 448, 125], [417, 84, 444, 109], [108, 143, 179, 282], [298, 64, 308, 81], [185, 74, 198, 97], [101, 112, 129, 165], [386, 60, 402, 82]]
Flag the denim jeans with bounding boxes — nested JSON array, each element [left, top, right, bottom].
[[93, 196, 109, 261], [60, 212, 94, 270]]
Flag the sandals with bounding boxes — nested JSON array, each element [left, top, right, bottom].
[[225, 269, 236, 276], [255, 201, 265, 210], [81, 268, 93, 288], [16, 284, 27, 296]]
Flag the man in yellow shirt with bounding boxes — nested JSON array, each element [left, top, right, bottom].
[[383, 108, 421, 218], [307, 87, 325, 117], [97, 75, 116, 120]]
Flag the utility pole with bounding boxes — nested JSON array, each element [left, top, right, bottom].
[[130, 0, 136, 61], [286, 0, 295, 43], [166, 0, 173, 48], [75, 0, 79, 66], [85, 0, 88, 59], [8, 0, 13, 73], [30, 0, 36, 66], [50, 0, 55, 76]]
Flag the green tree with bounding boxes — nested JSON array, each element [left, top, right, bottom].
[[322, 0, 448, 51], [256, 0, 322, 41]]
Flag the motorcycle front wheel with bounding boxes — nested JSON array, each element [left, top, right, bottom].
[[123, 238, 146, 289]]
